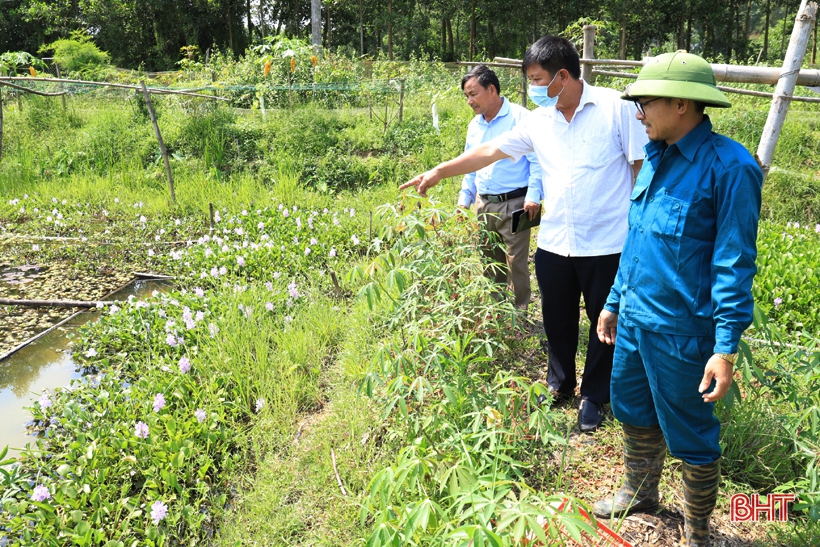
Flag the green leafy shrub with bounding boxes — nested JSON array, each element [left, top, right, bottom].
[[40, 34, 111, 78]]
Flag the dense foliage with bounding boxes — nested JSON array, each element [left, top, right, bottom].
[[1, 0, 815, 70]]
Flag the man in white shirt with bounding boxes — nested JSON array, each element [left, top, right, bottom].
[[401, 36, 647, 431], [458, 65, 542, 309]]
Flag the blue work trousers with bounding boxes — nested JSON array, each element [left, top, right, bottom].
[[611, 322, 721, 465]]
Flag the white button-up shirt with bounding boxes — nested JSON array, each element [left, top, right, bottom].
[[494, 81, 648, 257]]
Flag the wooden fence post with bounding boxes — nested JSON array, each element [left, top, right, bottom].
[[140, 81, 176, 203], [756, 0, 818, 180], [55, 64, 67, 110], [582, 25, 597, 84]]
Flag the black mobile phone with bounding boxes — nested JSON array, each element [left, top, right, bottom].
[[511, 206, 541, 234]]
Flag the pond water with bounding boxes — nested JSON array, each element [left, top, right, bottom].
[[0, 279, 172, 454]]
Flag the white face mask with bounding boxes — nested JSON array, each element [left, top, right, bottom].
[[528, 71, 564, 108]]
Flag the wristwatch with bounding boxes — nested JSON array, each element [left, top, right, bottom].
[[716, 353, 738, 365]]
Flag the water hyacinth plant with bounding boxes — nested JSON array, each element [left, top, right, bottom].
[[0, 195, 372, 545]]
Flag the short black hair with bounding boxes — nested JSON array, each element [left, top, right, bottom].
[[461, 65, 501, 95], [522, 36, 581, 80]]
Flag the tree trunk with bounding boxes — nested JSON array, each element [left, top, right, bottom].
[[359, 0, 364, 55], [388, 0, 393, 60], [488, 20, 495, 60], [447, 18, 454, 59], [781, 1, 789, 60], [469, 0, 476, 61], [228, 5, 234, 51], [246, 0, 254, 41], [686, 14, 692, 51], [259, 0, 266, 39], [442, 17, 447, 59], [323, 3, 330, 47], [311, 0, 322, 51], [619, 27, 626, 59], [678, 1, 687, 50], [763, 0, 771, 60], [726, 2, 737, 63]]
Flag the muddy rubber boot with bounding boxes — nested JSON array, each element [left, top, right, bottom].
[[593, 423, 666, 518], [679, 459, 720, 547]]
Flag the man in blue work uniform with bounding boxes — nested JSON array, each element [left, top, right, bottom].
[[458, 65, 542, 309], [593, 51, 762, 547]]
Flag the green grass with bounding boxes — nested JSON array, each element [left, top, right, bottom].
[[216, 299, 392, 546]]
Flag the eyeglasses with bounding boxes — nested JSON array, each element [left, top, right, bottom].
[[634, 97, 663, 116]]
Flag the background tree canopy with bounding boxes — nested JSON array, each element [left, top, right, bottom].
[[0, 0, 815, 71]]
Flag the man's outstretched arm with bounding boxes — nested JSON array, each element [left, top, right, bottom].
[[399, 142, 511, 197]]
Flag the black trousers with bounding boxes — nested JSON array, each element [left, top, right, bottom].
[[534, 249, 621, 404]]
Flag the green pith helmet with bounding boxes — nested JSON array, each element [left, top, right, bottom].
[[622, 50, 731, 108]]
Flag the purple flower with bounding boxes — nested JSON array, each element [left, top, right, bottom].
[[150, 500, 168, 525], [774, 297, 783, 308], [195, 409, 207, 423], [815, 224, 820, 233], [310, 238, 318, 245], [39, 393, 52, 409], [135, 421, 149, 439], [194, 287, 204, 297], [179, 357, 191, 373], [351, 235, 360, 245], [153, 393, 166, 412], [329, 247, 337, 258], [288, 282, 299, 299], [266, 302, 274, 312], [283, 209, 289, 218], [237, 256, 245, 267], [85, 347, 97, 357], [31, 485, 51, 502], [255, 398, 265, 413], [166, 333, 177, 347], [304, 247, 311, 255]]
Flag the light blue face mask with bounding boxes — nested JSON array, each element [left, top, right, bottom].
[[528, 71, 563, 108]]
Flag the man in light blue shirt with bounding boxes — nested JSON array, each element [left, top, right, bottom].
[[458, 65, 542, 309]]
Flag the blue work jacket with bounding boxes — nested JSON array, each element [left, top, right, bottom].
[[604, 117, 763, 354]]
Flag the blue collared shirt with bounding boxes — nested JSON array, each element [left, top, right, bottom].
[[458, 98, 543, 207], [604, 117, 763, 353]]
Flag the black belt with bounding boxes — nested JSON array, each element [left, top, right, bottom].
[[479, 187, 528, 203]]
